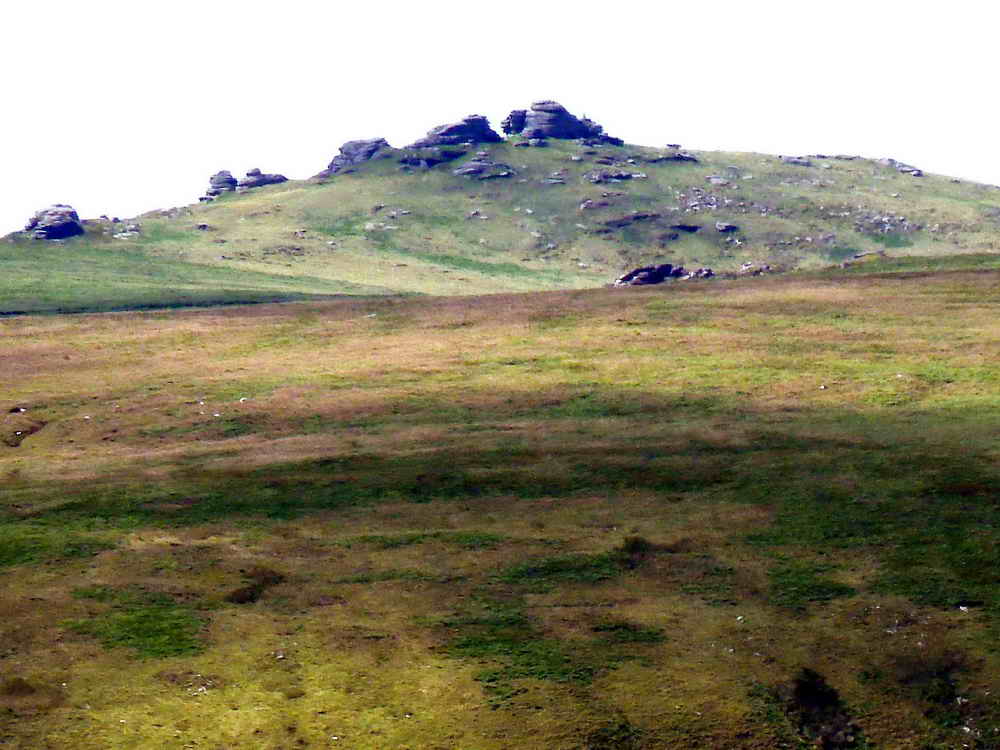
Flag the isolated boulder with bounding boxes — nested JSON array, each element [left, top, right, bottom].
[[205, 170, 238, 196], [780, 155, 813, 167], [314, 138, 393, 179], [715, 221, 739, 233], [407, 114, 502, 149], [503, 101, 622, 145], [24, 204, 84, 240], [238, 168, 288, 189]]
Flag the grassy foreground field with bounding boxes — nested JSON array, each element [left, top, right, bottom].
[[2, 268, 1000, 748]]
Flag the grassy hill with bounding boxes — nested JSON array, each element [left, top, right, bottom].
[[3, 268, 1000, 747], [5, 136, 1000, 313]]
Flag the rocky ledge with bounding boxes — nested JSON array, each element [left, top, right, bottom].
[[314, 138, 393, 179]]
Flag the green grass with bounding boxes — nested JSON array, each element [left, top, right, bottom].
[[65, 586, 206, 658], [0, 524, 113, 568]]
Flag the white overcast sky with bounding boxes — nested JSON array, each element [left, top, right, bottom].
[[2, 1, 998, 234]]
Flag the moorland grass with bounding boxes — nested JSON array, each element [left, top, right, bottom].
[[1, 270, 999, 747]]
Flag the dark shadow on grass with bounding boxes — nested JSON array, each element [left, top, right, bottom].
[[6, 388, 1000, 617]]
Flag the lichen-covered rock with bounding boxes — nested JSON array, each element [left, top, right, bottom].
[[503, 101, 622, 145], [406, 114, 502, 149], [205, 170, 237, 196], [24, 204, 84, 240], [314, 138, 393, 179], [238, 168, 288, 189]]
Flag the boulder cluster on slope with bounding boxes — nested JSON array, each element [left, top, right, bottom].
[[614, 264, 714, 286], [313, 138, 393, 179], [204, 170, 238, 197], [502, 101, 623, 146], [238, 168, 288, 189], [24, 205, 84, 240], [202, 168, 288, 201], [452, 152, 514, 180]]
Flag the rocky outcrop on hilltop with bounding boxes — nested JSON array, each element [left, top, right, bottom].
[[24, 204, 84, 240], [502, 101, 623, 146], [314, 138, 393, 179], [238, 168, 288, 189], [406, 115, 502, 149], [206, 170, 238, 197]]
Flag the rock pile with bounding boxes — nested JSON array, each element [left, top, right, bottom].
[[614, 264, 713, 286], [238, 168, 288, 189], [24, 205, 84, 239], [502, 101, 623, 145], [877, 157, 923, 177], [406, 115, 502, 149], [205, 170, 237, 197], [314, 138, 393, 179], [452, 154, 514, 180]]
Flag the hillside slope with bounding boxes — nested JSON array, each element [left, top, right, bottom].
[[5, 117, 1000, 313]]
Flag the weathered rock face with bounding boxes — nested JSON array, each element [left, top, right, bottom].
[[206, 170, 238, 196], [501, 110, 526, 135], [314, 138, 393, 179], [503, 101, 622, 145], [24, 205, 84, 240], [406, 115, 502, 149], [238, 168, 288, 189]]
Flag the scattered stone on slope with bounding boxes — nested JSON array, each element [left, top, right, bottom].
[[313, 138, 393, 179], [586, 170, 633, 184], [715, 221, 739, 233], [502, 100, 623, 145], [205, 170, 238, 198], [739, 261, 773, 275], [780, 155, 813, 167], [613, 264, 713, 286], [877, 157, 923, 177], [238, 168, 288, 189], [645, 148, 699, 163], [452, 155, 514, 180], [24, 205, 84, 240], [406, 114, 502, 149], [112, 223, 142, 239], [398, 147, 468, 169], [706, 175, 731, 186]]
